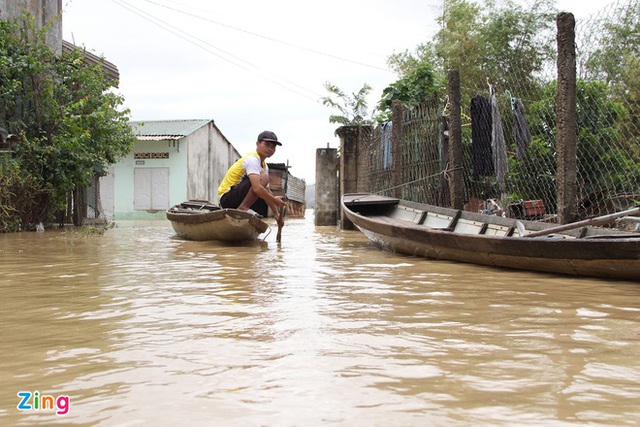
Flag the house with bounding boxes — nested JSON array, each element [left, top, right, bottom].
[[99, 119, 239, 220], [268, 163, 306, 217]]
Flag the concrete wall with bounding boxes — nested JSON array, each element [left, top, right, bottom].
[[314, 147, 338, 226], [0, 0, 62, 54]]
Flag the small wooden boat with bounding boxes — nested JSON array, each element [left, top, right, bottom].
[[166, 200, 269, 242], [342, 193, 640, 280]]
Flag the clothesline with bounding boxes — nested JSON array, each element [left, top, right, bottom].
[[371, 165, 465, 196]]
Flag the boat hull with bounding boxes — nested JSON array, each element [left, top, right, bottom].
[[166, 201, 269, 242], [343, 193, 640, 280]]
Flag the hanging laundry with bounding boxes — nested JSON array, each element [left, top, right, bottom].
[[512, 98, 531, 159], [490, 90, 509, 192], [470, 95, 493, 178]]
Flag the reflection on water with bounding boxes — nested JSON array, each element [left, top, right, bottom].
[[1, 212, 639, 426]]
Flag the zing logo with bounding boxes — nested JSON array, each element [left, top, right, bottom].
[[17, 391, 70, 416]]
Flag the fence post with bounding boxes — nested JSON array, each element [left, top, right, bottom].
[[391, 100, 404, 199], [556, 12, 578, 224], [314, 146, 338, 226], [336, 126, 359, 230], [447, 69, 465, 210]]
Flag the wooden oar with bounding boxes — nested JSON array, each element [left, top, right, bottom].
[[276, 204, 286, 243], [522, 206, 640, 238]]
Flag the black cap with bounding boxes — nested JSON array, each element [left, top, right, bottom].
[[258, 130, 282, 146]]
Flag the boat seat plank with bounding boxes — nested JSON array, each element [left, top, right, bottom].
[[484, 224, 513, 236], [478, 223, 489, 235], [454, 218, 486, 235], [448, 210, 462, 229], [422, 212, 454, 228], [388, 206, 424, 224]]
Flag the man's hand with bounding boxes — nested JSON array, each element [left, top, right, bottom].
[[274, 196, 287, 208]]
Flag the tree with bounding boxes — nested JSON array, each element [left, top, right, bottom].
[[0, 15, 134, 230], [582, 0, 640, 157], [523, 79, 638, 215], [387, 0, 556, 102], [376, 62, 442, 122], [320, 82, 374, 126]]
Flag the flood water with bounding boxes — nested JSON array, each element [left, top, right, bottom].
[[1, 211, 639, 426]]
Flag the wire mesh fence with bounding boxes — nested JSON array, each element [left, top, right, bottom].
[[354, 0, 639, 229]]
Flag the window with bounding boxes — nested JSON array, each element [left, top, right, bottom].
[[134, 168, 169, 210]]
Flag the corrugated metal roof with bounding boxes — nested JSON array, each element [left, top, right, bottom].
[[130, 119, 212, 140], [268, 163, 288, 170], [286, 176, 306, 203], [62, 40, 120, 85]]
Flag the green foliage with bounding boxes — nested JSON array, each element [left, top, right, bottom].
[[376, 62, 442, 122], [506, 137, 557, 208], [62, 221, 116, 238], [321, 82, 375, 126], [0, 14, 135, 230], [387, 0, 555, 104], [522, 78, 636, 205], [0, 161, 50, 232], [582, 0, 640, 157], [583, 0, 639, 84]]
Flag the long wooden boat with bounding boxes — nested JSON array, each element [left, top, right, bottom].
[[166, 200, 269, 242], [342, 193, 640, 280]]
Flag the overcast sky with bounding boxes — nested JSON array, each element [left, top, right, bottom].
[[61, 0, 618, 184]]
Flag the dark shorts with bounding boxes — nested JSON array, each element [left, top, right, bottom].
[[219, 175, 268, 216]]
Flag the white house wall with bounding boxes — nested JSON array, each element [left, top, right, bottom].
[[99, 167, 115, 221], [186, 125, 210, 202], [186, 122, 240, 204], [209, 125, 240, 204], [111, 139, 188, 220]]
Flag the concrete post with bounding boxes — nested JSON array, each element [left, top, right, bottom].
[[447, 69, 465, 210], [314, 147, 338, 226], [336, 126, 360, 230], [556, 12, 578, 224]]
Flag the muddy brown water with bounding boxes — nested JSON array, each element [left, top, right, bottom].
[[1, 212, 639, 426]]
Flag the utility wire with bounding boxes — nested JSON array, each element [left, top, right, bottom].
[[140, 0, 392, 73], [109, 0, 323, 102]]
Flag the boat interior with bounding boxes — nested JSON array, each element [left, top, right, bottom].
[[344, 194, 638, 239], [169, 200, 221, 214]]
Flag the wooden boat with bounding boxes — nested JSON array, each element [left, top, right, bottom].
[[166, 200, 269, 242], [342, 193, 640, 280]]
